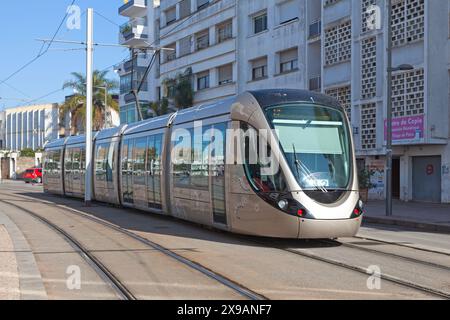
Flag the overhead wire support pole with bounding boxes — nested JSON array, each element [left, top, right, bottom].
[[386, 0, 393, 217], [85, 8, 94, 207]]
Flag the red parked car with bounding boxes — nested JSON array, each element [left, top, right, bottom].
[[23, 168, 43, 184]]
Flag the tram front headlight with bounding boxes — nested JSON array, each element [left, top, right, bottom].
[[278, 199, 289, 210], [358, 199, 365, 210]]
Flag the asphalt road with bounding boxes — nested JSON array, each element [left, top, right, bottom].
[[0, 181, 448, 300]]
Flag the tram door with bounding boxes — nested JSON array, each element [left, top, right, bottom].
[[121, 139, 134, 204], [211, 123, 227, 225], [71, 147, 82, 195], [64, 148, 73, 194]]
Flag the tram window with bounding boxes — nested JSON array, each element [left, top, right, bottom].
[[211, 123, 227, 225], [65, 149, 73, 171], [147, 135, 156, 205], [54, 150, 61, 171], [133, 137, 147, 186], [121, 140, 129, 172], [46, 150, 60, 176], [191, 125, 211, 190], [106, 143, 114, 182], [78, 147, 85, 171], [173, 128, 193, 188], [241, 123, 287, 193], [95, 144, 108, 181], [153, 135, 163, 207], [146, 134, 163, 208], [72, 148, 81, 171]]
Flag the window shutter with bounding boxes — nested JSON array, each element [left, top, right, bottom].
[[279, 0, 298, 24], [280, 48, 298, 64], [179, 0, 191, 19]]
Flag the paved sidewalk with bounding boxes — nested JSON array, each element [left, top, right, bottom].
[[363, 200, 450, 234], [0, 211, 47, 300]]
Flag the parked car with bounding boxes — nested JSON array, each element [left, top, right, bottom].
[[23, 168, 43, 184]]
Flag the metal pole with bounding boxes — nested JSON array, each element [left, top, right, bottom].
[[103, 86, 108, 129], [386, 0, 393, 216], [84, 8, 94, 206]]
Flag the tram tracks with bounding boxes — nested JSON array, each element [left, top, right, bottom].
[[1, 188, 449, 300], [0, 192, 266, 301], [324, 238, 450, 271], [0, 199, 135, 300], [246, 237, 450, 299]]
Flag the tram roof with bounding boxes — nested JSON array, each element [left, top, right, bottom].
[[44, 137, 66, 149], [172, 97, 235, 125], [248, 89, 341, 110], [65, 134, 93, 146], [123, 113, 174, 136], [96, 124, 127, 141]]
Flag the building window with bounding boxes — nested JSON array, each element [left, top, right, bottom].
[[120, 103, 139, 124], [165, 7, 176, 26], [218, 64, 233, 85], [165, 43, 177, 62], [179, 36, 191, 57], [179, 0, 191, 19], [195, 30, 209, 51], [197, 71, 210, 90], [217, 20, 233, 43], [251, 57, 268, 80], [278, 0, 298, 25], [279, 48, 298, 73], [197, 0, 209, 11], [253, 12, 268, 34]]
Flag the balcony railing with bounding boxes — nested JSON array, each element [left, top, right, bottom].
[[120, 80, 148, 94], [309, 20, 321, 39], [309, 76, 322, 91], [195, 35, 210, 51], [119, 17, 148, 44], [119, 0, 148, 17]]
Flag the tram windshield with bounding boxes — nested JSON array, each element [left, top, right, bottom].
[[266, 104, 352, 191]]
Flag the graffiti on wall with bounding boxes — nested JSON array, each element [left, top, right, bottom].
[[368, 160, 385, 200]]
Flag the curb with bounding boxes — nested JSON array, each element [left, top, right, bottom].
[[363, 216, 450, 234], [0, 211, 48, 300]]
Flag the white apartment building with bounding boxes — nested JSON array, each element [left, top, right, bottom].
[[0, 111, 6, 150], [4, 104, 59, 151], [117, 0, 450, 203]]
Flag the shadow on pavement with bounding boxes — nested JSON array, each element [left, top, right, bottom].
[[16, 191, 342, 250]]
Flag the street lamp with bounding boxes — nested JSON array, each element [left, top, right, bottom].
[[386, 0, 414, 217]]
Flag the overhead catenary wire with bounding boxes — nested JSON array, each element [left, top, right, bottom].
[[0, 0, 77, 87], [94, 10, 122, 28]]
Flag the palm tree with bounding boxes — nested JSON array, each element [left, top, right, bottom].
[[150, 98, 170, 117], [60, 70, 119, 134]]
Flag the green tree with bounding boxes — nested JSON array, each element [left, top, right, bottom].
[[150, 98, 169, 117], [60, 70, 119, 134], [20, 148, 35, 158], [163, 68, 194, 109]]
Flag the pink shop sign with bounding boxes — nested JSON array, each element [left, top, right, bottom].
[[384, 115, 425, 144]]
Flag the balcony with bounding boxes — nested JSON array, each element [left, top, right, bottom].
[[309, 75, 322, 92], [119, 0, 148, 18], [309, 20, 321, 39], [119, 18, 148, 47], [114, 54, 151, 76]]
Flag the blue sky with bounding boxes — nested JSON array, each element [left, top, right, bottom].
[[0, 0, 130, 110]]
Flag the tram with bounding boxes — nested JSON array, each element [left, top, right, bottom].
[[43, 89, 363, 238]]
